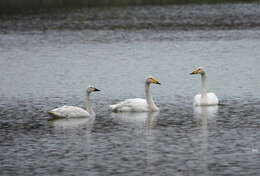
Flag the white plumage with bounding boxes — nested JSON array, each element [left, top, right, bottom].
[[48, 86, 100, 118], [110, 76, 161, 112], [110, 98, 149, 112], [48, 105, 90, 118], [190, 67, 219, 106], [193, 93, 219, 106]]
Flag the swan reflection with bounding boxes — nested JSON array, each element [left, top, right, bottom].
[[193, 106, 218, 120], [193, 106, 218, 175], [111, 111, 159, 129], [49, 116, 95, 131]]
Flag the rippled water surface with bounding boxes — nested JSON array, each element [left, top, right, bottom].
[[0, 3, 260, 176]]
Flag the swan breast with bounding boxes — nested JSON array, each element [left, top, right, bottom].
[[193, 93, 219, 106]]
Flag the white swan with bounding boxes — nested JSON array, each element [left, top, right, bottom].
[[110, 76, 161, 112], [190, 67, 219, 106], [48, 86, 100, 118]]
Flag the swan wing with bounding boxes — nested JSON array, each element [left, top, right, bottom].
[[207, 92, 219, 105], [110, 98, 149, 112], [48, 105, 90, 118]]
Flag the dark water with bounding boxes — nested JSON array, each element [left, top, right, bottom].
[[0, 3, 260, 176]]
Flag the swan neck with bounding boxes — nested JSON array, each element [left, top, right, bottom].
[[86, 92, 95, 115], [201, 73, 207, 99], [145, 83, 157, 111]]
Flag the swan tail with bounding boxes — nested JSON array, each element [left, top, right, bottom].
[[48, 110, 64, 119], [110, 103, 126, 112], [48, 110, 55, 116], [109, 105, 118, 112]]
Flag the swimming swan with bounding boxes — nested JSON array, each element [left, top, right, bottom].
[[48, 86, 100, 118], [110, 76, 161, 112], [190, 67, 219, 106]]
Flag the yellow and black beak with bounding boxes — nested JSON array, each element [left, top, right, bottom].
[[94, 88, 100, 91], [152, 78, 161, 85], [190, 69, 199, 75]]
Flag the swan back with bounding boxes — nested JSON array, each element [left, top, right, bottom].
[[48, 105, 90, 118], [110, 98, 149, 112]]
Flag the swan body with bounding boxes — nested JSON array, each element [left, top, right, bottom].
[[48, 86, 100, 118], [193, 93, 219, 106], [190, 67, 219, 106], [48, 105, 90, 118], [110, 76, 161, 112], [110, 98, 149, 112]]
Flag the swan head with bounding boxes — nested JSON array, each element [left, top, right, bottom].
[[146, 76, 161, 85], [87, 86, 100, 94], [190, 67, 205, 75]]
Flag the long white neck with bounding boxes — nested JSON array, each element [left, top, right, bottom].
[[86, 92, 95, 116], [201, 73, 207, 100], [145, 83, 158, 111]]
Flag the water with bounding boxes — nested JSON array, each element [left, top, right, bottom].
[[0, 3, 260, 176]]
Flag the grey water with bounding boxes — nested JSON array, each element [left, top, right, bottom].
[[0, 3, 260, 176]]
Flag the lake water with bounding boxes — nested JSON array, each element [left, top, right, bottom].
[[0, 3, 260, 176]]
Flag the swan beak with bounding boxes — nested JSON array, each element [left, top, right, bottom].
[[190, 69, 199, 75], [94, 88, 100, 91], [152, 78, 161, 85]]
